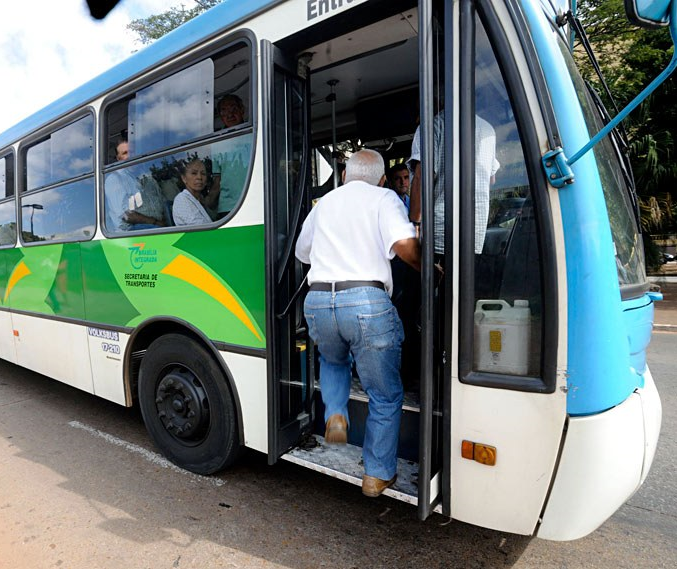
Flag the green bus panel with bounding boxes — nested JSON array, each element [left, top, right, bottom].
[[1, 225, 266, 349]]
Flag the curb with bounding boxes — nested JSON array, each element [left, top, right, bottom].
[[649, 275, 677, 284], [654, 324, 677, 332]]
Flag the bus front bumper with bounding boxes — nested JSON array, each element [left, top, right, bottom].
[[537, 369, 662, 541]]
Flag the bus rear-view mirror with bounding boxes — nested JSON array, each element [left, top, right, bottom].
[[624, 0, 672, 28]]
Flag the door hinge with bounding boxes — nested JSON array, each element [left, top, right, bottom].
[[542, 147, 575, 188]]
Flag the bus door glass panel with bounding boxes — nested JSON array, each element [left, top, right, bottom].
[[0, 154, 16, 246], [129, 59, 214, 157], [273, 62, 308, 428], [472, 19, 542, 377]]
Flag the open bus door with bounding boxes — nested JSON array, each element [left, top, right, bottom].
[[262, 0, 444, 518], [262, 39, 315, 462]]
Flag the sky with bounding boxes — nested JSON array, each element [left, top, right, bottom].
[[0, 0, 198, 133]]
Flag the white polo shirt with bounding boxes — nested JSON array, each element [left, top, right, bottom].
[[295, 180, 416, 296]]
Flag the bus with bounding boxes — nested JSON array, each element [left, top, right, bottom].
[[0, 0, 671, 541]]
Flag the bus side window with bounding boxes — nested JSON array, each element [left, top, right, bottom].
[[102, 38, 254, 234], [472, 14, 543, 377], [0, 153, 16, 247], [21, 115, 96, 244]]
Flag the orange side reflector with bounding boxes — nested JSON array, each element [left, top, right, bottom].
[[461, 440, 497, 466], [461, 440, 474, 460], [474, 444, 497, 466], [12, 330, 19, 337]]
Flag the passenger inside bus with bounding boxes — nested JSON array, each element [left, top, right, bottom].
[[387, 162, 411, 211], [172, 157, 213, 226], [206, 94, 252, 219], [105, 138, 167, 232]]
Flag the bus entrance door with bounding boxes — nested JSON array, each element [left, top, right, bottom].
[[262, 40, 315, 462]]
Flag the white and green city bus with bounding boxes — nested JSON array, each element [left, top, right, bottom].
[[0, 0, 671, 540]]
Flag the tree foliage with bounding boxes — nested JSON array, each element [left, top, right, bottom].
[[128, 1, 222, 45], [576, 0, 677, 234]]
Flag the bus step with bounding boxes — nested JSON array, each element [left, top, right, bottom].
[[314, 377, 422, 412], [281, 437, 419, 505]]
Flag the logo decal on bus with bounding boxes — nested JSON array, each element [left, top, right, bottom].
[[87, 327, 120, 341], [128, 242, 158, 270]]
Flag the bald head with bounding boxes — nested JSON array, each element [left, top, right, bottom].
[[343, 149, 385, 186]]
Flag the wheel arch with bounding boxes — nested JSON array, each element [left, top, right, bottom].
[[124, 317, 245, 446]]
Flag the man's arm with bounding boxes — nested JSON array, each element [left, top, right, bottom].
[[125, 210, 165, 226], [392, 237, 421, 272]]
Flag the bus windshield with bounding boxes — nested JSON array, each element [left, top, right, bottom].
[[556, 35, 646, 288]]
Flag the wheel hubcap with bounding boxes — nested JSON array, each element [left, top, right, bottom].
[[155, 368, 209, 441]]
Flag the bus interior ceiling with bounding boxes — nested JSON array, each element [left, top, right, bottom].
[[301, 7, 420, 159]]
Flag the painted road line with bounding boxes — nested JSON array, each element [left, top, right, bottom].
[[68, 420, 224, 487]]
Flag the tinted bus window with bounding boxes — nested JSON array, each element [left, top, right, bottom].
[[104, 39, 253, 234], [26, 115, 94, 191], [129, 59, 215, 156], [107, 40, 251, 164], [22, 115, 95, 244], [1, 154, 14, 198], [21, 179, 95, 243], [0, 154, 16, 246]]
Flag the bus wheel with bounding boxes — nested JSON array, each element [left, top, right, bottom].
[[138, 333, 240, 475]]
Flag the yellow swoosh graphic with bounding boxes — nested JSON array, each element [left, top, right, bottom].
[[160, 254, 262, 342], [5, 260, 31, 302]]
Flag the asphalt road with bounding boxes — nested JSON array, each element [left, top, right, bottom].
[[0, 332, 675, 569]]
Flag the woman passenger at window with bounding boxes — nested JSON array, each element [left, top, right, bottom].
[[172, 158, 213, 226]]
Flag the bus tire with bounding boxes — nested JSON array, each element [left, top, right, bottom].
[[138, 333, 240, 475]]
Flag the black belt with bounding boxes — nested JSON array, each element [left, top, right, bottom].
[[309, 280, 384, 292]]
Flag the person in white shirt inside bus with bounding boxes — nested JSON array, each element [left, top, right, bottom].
[[105, 138, 167, 232], [295, 149, 421, 498], [172, 157, 213, 226]]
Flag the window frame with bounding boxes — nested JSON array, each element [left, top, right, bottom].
[[99, 30, 258, 239], [17, 109, 97, 247], [457, 0, 558, 394]]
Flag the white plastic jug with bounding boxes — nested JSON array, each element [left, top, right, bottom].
[[474, 299, 531, 375]]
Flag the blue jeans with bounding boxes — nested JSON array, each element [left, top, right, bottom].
[[304, 287, 404, 480]]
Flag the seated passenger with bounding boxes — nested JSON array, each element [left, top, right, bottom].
[[172, 158, 213, 226], [206, 94, 252, 219], [105, 138, 166, 232]]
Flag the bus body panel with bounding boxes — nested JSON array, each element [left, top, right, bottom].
[[622, 295, 654, 377], [522, 0, 641, 416], [450, 383, 567, 534], [221, 351, 268, 453], [80, 229, 266, 348], [11, 314, 94, 393], [638, 368, 662, 486], [537, 372, 660, 540], [88, 328, 129, 405], [0, 310, 17, 364]]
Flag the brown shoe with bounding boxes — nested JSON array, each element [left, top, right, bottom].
[[362, 474, 397, 497], [324, 414, 348, 444]]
